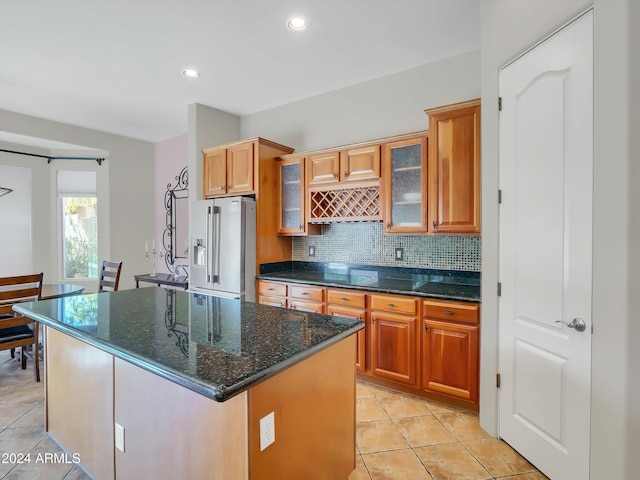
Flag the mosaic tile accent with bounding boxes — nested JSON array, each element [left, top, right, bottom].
[[292, 222, 481, 271]]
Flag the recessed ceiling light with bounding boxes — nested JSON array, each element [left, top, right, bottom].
[[182, 69, 200, 78], [287, 17, 308, 31]]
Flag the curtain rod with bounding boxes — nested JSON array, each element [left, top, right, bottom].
[[0, 148, 105, 165]]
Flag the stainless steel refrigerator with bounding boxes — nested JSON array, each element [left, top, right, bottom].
[[189, 197, 256, 301]]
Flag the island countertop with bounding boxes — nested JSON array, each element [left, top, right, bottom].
[[14, 287, 364, 402]]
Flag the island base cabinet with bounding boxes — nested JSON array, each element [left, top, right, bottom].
[[248, 336, 356, 480], [45, 328, 115, 480], [114, 358, 249, 480]]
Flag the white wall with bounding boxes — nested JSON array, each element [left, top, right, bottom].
[[0, 164, 32, 275], [480, 1, 638, 477], [0, 109, 154, 290], [240, 50, 480, 151]]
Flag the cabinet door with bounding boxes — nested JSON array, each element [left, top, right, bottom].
[[307, 152, 340, 186], [428, 101, 481, 233], [203, 148, 227, 197], [227, 143, 254, 194], [328, 305, 367, 372], [422, 320, 478, 402], [277, 158, 305, 234], [383, 136, 428, 233], [341, 145, 381, 183], [370, 311, 418, 386]]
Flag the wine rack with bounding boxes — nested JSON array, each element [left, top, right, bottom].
[[309, 186, 381, 223]]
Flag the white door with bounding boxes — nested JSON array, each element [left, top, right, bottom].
[[498, 10, 593, 480]]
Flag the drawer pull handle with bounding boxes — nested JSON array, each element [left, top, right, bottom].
[[371, 316, 375, 324], [301, 292, 309, 296], [387, 303, 396, 308], [267, 288, 275, 291], [280, 303, 285, 308], [424, 324, 428, 333], [340, 297, 349, 301], [443, 310, 454, 315], [220, 185, 225, 191]]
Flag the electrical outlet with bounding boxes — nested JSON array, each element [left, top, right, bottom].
[[308, 246, 316, 257], [115, 423, 125, 452], [395, 247, 404, 261], [259, 411, 275, 451]]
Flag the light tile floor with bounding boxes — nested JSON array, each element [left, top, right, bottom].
[[1, 350, 546, 480], [350, 382, 547, 480]]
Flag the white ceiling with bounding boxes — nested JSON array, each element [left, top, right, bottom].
[[0, 0, 480, 144]]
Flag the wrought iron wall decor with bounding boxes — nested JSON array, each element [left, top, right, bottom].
[[163, 166, 188, 271]]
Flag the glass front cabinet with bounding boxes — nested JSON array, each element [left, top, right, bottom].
[[382, 135, 428, 234], [277, 157, 320, 236]]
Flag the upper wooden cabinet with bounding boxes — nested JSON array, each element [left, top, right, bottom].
[[425, 99, 481, 234], [382, 134, 429, 234], [276, 156, 321, 236], [340, 145, 381, 183], [202, 138, 294, 270], [307, 146, 380, 186], [203, 143, 254, 197]]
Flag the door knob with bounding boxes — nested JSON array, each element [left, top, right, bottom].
[[555, 317, 586, 332]]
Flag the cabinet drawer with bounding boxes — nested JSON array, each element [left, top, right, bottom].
[[423, 300, 479, 325], [259, 296, 287, 308], [258, 281, 287, 298], [371, 294, 417, 315], [327, 289, 366, 308], [290, 285, 324, 302]]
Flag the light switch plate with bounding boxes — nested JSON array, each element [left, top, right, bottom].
[[395, 247, 403, 261], [308, 246, 316, 257], [115, 423, 125, 452], [259, 411, 275, 451]]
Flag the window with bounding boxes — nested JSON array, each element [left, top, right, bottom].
[[58, 171, 98, 280]]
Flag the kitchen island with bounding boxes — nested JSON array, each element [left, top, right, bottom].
[[15, 288, 363, 480]]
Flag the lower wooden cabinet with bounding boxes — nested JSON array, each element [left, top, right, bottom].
[[257, 280, 480, 410], [422, 299, 479, 403], [370, 311, 418, 387]]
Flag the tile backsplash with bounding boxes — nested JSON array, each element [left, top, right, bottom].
[[292, 222, 481, 271]]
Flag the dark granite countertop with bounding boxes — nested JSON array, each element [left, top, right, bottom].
[[14, 288, 363, 402], [257, 262, 481, 302]]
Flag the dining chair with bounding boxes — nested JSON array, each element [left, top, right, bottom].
[[0, 272, 44, 382], [98, 260, 123, 292]]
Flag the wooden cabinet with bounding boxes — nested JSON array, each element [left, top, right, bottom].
[[422, 299, 479, 403], [276, 157, 321, 236], [307, 146, 380, 186], [203, 143, 254, 197], [257, 280, 288, 308], [425, 99, 481, 234], [327, 289, 367, 372], [202, 138, 295, 271], [290, 284, 325, 313], [257, 280, 480, 410], [383, 134, 429, 234], [257, 280, 325, 313], [370, 294, 419, 387]]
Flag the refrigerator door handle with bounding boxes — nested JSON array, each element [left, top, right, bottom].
[[206, 206, 212, 284], [212, 205, 221, 283]]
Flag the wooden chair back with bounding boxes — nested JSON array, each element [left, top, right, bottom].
[[98, 261, 123, 292], [0, 273, 44, 382]]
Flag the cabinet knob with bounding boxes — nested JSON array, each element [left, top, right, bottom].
[[299, 225, 303, 230], [280, 302, 285, 308], [432, 220, 436, 229], [333, 172, 338, 178], [220, 185, 225, 190], [344, 171, 349, 178], [228, 184, 232, 189]]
